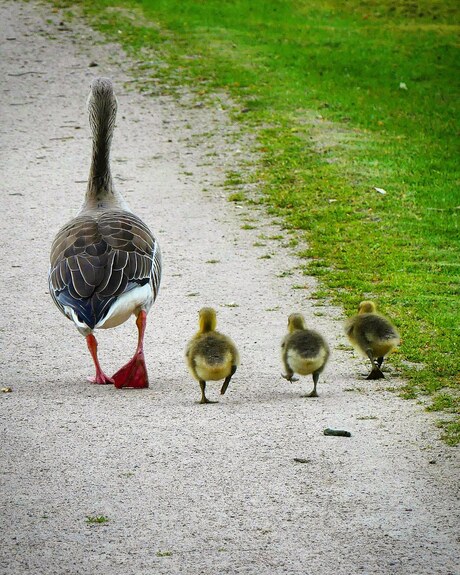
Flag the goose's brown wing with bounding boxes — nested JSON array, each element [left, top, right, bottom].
[[49, 209, 161, 329]]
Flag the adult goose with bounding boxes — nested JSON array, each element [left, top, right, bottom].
[[49, 78, 161, 388]]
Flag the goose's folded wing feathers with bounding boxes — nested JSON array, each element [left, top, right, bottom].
[[49, 210, 160, 328]]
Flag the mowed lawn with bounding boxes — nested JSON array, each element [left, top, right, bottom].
[[55, 0, 459, 443]]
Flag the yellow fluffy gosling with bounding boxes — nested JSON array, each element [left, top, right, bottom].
[[185, 308, 240, 404], [281, 313, 330, 397], [345, 300, 400, 380]]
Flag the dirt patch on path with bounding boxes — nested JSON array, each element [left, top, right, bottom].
[[0, 2, 458, 574]]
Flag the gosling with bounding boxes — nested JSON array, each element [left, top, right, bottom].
[[185, 307, 240, 404], [281, 313, 330, 397], [345, 300, 400, 380]]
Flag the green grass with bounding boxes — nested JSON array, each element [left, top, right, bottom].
[[85, 515, 110, 524], [156, 550, 173, 557], [53, 0, 459, 444]]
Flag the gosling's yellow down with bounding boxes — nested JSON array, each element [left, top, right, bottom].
[[185, 308, 240, 404], [281, 313, 330, 397], [345, 300, 400, 380]]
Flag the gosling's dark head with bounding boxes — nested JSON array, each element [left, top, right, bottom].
[[287, 313, 306, 333], [358, 300, 377, 314], [199, 307, 217, 333]]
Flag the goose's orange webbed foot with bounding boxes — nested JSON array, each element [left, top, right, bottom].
[[86, 334, 115, 384], [113, 351, 149, 389], [113, 310, 149, 389]]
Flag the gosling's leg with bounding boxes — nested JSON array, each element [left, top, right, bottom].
[[281, 369, 299, 383], [199, 380, 217, 404], [365, 349, 384, 380], [306, 371, 320, 398], [376, 356, 385, 368], [220, 365, 237, 395]]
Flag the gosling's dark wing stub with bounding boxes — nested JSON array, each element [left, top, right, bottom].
[[360, 314, 398, 341]]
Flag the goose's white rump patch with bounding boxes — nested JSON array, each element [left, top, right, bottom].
[[96, 283, 153, 329]]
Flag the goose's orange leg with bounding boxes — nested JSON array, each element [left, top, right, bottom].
[[86, 334, 115, 384], [113, 310, 149, 389]]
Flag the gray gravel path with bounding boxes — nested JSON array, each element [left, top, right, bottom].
[[0, 2, 458, 574]]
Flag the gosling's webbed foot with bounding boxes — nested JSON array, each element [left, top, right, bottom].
[[300, 390, 319, 398], [366, 368, 385, 380], [199, 397, 218, 405], [282, 373, 299, 383], [365, 350, 385, 380]]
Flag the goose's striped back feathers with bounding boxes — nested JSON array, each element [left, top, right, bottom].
[[49, 209, 161, 331]]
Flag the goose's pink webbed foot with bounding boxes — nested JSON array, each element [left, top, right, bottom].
[[87, 372, 115, 385], [86, 334, 115, 385], [112, 350, 149, 389], [113, 310, 149, 389]]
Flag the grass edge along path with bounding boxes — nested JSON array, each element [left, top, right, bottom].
[[50, 0, 459, 444]]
